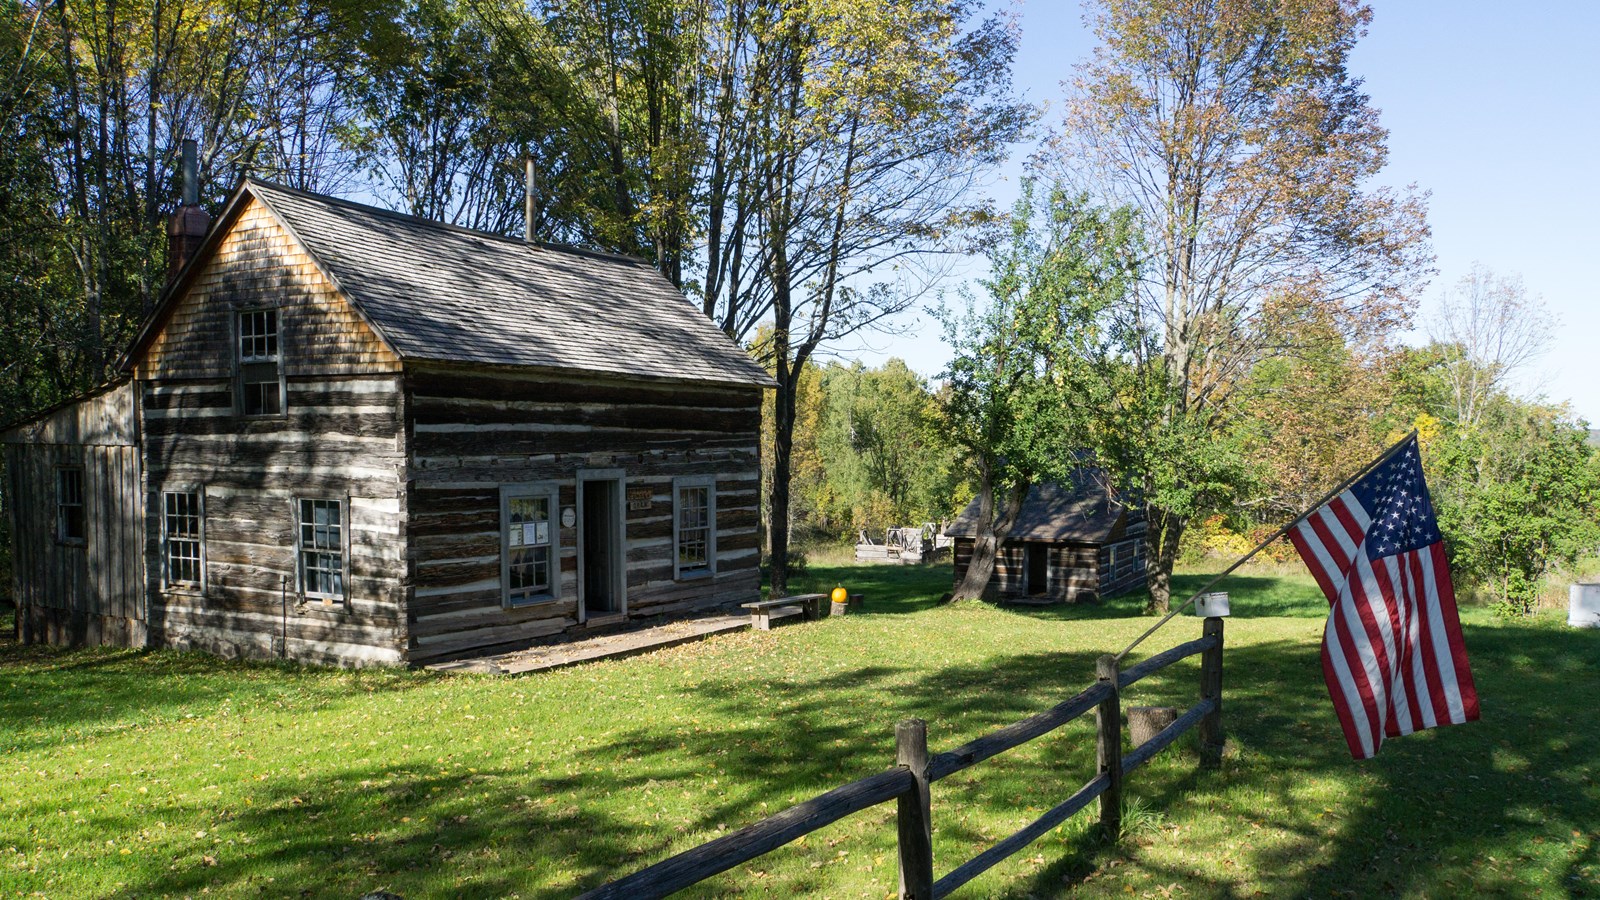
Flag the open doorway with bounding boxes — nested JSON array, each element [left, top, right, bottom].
[[578, 473, 625, 621], [1026, 544, 1049, 597]]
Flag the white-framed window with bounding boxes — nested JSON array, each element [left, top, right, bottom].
[[673, 476, 716, 579], [296, 497, 346, 600], [1133, 538, 1145, 571], [56, 467, 86, 545], [237, 308, 284, 416], [1108, 542, 1121, 574], [162, 489, 204, 590], [502, 485, 558, 606]]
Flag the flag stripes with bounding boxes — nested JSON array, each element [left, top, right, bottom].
[[1288, 437, 1479, 759]]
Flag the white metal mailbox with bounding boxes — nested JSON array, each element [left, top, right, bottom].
[[1195, 591, 1230, 618]]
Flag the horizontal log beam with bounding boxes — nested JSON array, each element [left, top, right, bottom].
[[575, 767, 916, 900], [1120, 697, 1216, 774], [927, 681, 1112, 782], [1117, 635, 1217, 690], [932, 773, 1110, 898]]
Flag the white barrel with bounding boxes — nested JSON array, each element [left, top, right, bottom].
[[1570, 583, 1600, 628]]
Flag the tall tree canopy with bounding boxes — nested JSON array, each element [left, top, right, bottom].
[[733, 0, 1028, 594], [940, 184, 1142, 602], [1054, 0, 1433, 611], [1, 1, 1027, 601]]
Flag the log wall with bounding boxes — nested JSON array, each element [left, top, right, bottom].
[[1096, 536, 1147, 598], [404, 363, 763, 665], [952, 536, 1147, 604], [136, 197, 407, 666]]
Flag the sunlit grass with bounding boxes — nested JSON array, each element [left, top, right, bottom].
[[1, 563, 1595, 898]]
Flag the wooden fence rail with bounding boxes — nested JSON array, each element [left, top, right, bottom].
[[575, 618, 1225, 900]]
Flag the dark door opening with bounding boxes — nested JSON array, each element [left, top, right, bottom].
[[581, 479, 621, 616], [1026, 544, 1049, 596]]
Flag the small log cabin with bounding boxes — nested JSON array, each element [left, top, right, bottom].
[[946, 475, 1147, 604], [1, 178, 771, 666]]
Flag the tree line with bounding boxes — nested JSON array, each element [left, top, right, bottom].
[[3, 0, 1593, 617], [0, 0, 1026, 597]]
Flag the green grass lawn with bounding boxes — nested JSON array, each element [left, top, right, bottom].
[[2, 566, 1598, 898]]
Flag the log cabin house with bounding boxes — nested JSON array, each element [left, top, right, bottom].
[[1, 178, 771, 667], [946, 474, 1147, 604]]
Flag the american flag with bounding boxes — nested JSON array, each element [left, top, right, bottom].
[[1288, 436, 1479, 759]]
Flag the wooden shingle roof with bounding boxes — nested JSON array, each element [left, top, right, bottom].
[[944, 473, 1126, 543], [127, 179, 772, 388]]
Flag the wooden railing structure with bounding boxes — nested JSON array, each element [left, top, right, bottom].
[[577, 617, 1225, 900]]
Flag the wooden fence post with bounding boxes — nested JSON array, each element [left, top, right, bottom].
[[1095, 654, 1122, 839], [1199, 617, 1225, 769], [896, 719, 934, 900]]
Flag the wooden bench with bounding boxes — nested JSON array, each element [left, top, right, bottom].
[[741, 593, 827, 631]]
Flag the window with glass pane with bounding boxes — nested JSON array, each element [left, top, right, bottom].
[[164, 491, 202, 587], [56, 468, 85, 543], [298, 498, 344, 598], [507, 495, 552, 601], [238, 309, 283, 415], [239, 310, 278, 360], [676, 485, 710, 576]]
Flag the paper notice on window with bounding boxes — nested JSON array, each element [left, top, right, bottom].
[[510, 524, 524, 547], [533, 522, 549, 545]]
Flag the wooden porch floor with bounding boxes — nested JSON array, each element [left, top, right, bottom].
[[423, 611, 786, 676]]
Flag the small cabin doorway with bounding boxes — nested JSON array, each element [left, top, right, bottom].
[[1025, 544, 1049, 596], [578, 471, 626, 621]]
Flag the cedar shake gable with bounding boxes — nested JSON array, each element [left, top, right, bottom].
[[123, 178, 772, 388]]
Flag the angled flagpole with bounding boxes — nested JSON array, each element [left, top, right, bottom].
[[1114, 430, 1419, 663]]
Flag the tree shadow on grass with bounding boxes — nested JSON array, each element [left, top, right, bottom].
[[1006, 619, 1600, 898], [0, 637, 431, 755], [578, 646, 1188, 896], [87, 763, 677, 899]]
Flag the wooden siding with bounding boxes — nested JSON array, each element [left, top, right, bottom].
[[132, 201, 407, 666], [405, 363, 763, 665], [1, 381, 145, 647], [135, 195, 401, 382]]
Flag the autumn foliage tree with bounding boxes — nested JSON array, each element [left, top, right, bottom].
[[744, 0, 1027, 595], [1056, 0, 1432, 611]]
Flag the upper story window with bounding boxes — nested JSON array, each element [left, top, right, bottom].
[[674, 477, 715, 579], [502, 485, 558, 606], [56, 467, 85, 545], [237, 309, 284, 416]]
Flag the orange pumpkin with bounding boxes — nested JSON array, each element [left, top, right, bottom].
[[831, 585, 849, 604]]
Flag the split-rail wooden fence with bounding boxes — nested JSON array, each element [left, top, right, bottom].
[[577, 617, 1226, 899]]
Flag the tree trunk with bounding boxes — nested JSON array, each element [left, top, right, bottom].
[[952, 472, 1025, 602], [1144, 507, 1184, 614], [767, 360, 800, 598]]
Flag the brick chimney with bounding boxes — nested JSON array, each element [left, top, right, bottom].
[[166, 138, 210, 283]]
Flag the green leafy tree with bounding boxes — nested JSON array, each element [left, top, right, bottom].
[[940, 185, 1141, 602], [1428, 405, 1600, 616], [813, 359, 957, 536], [1054, 0, 1432, 611]]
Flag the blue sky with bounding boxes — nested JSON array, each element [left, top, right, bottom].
[[844, 1, 1600, 424]]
